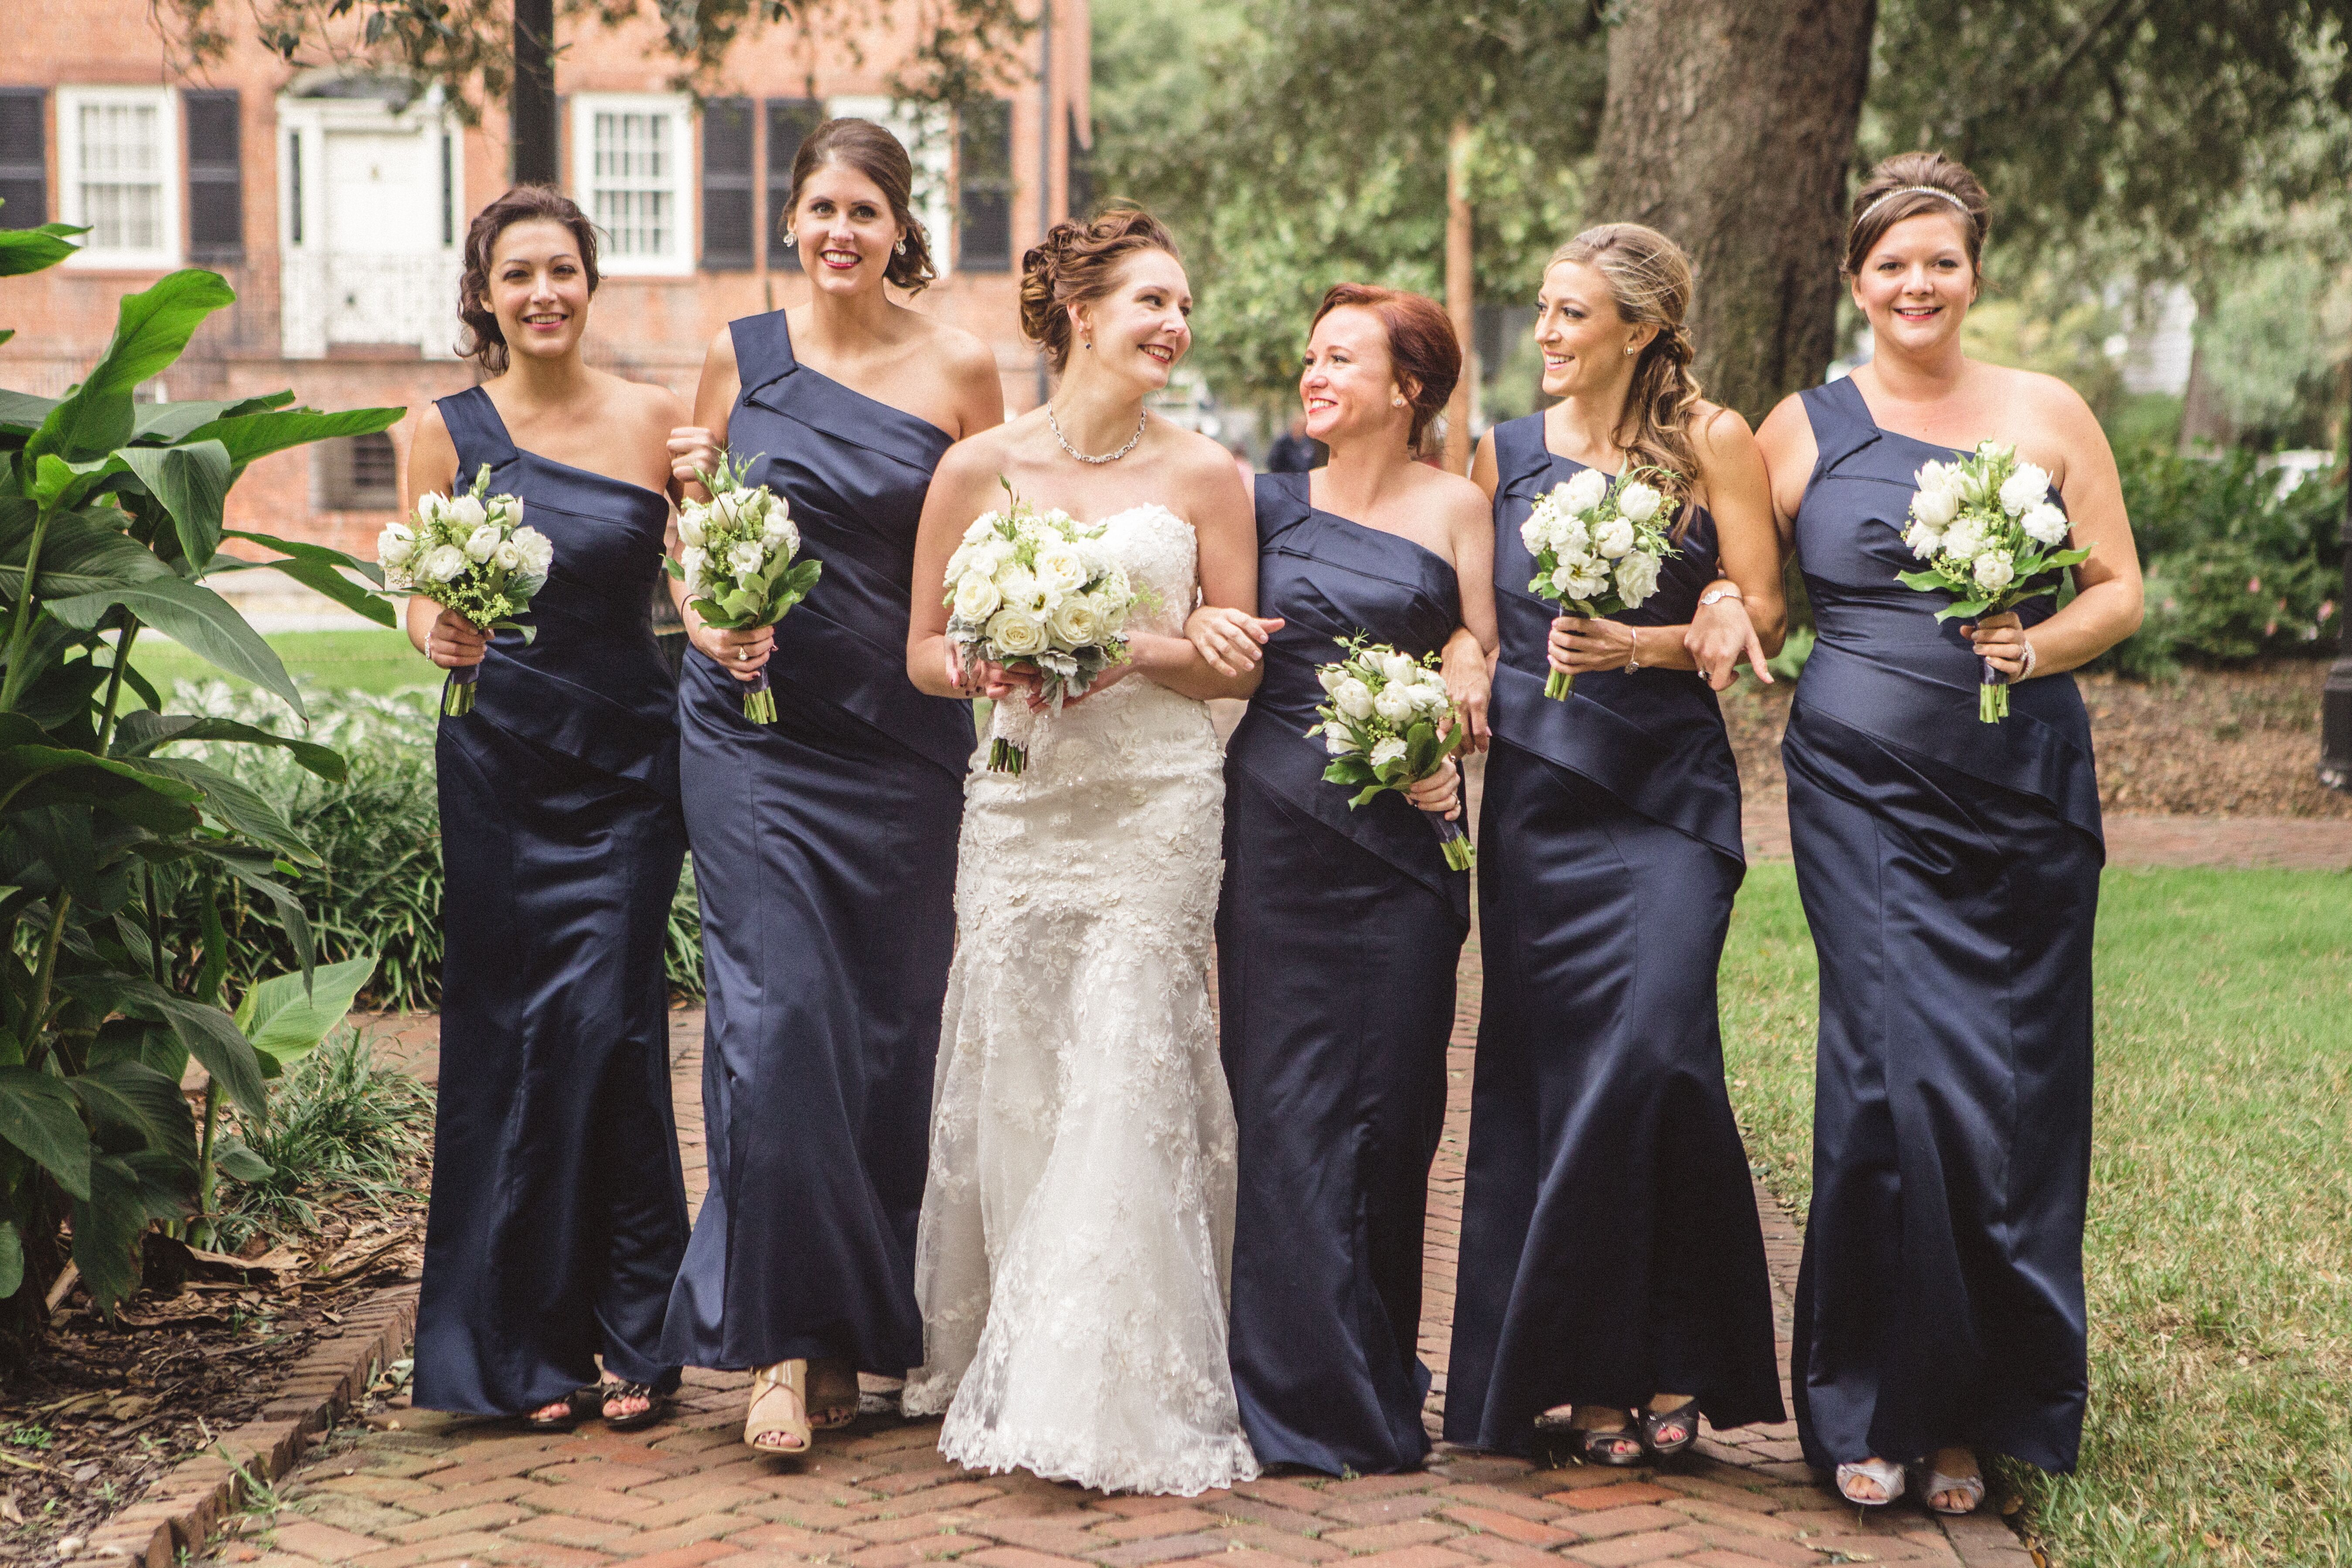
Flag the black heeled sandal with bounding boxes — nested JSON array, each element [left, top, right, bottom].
[[1576, 1417, 1646, 1467], [522, 1385, 603, 1431], [1640, 1399, 1698, 1458], [598, 1379, 667, 1432]]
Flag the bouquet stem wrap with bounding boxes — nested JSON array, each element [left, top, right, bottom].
[[1980, 656, 2009, 723], [987, 695, 1038, 776], [444, 662, 482, 716], [1425, 810, 1475, 871]]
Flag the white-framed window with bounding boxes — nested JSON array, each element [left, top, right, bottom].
[[571, 93, 694, 277], [57, 86, 181, 269]]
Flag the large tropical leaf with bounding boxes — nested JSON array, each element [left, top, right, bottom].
[[236, 954, 375, 1074], [0, 1220, 22, 1299], [46, 576, 303, 716], [0, 712, 208, 826], [131, 755, 319, 864], [186, 840, 316, 980], [71, 1059, 198, 1165], [0, 221, 87, 278], [58, 973, 266, 1118], [129, 393, 293, 445], [223, 530, 387, 589], [0, 1067, 93, 1199], [0, 390, 61, 436], [0, 497, 175, 600], [112, 712, 347, 781], [73, 1148, 193, 1312], [24, 271, 239, 466], [14, 804, 102, 907], [205, 532, 395, 627], [182, 406, 404, 470], [116, 440, 232, 570]]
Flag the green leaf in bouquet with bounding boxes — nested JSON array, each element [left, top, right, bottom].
[[46, 576, 303, 717], [1349, 783, 1389, 808], [27, 270, 239, 465], [1935, 595, 1994, 622], [1403, 719, 1438, 777], [1322, 757, 1377, 787], [117, 440, 232, 571]]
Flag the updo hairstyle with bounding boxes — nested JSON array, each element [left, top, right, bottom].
[[1551, 222, 1703, 517], [457, 185, 599, 373], [1841, 151, 1991, 288], [1311, 283, 1461, 454], [784, 118, 935, 292], [1019, 206, 1180, 374]]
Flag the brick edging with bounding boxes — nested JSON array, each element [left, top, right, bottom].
[[82, 1282, 419, 1566]]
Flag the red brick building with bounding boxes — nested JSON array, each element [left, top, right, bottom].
[[0, 0, 1091, 577]]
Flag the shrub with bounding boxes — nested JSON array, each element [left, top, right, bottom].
[[211, 1030, 433, 1251]]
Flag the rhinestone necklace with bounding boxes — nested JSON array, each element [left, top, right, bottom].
[[1049, 403, 1148, 465]]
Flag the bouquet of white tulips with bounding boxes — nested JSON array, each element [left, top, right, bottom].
[[668, 452, 822, 724], [1307, 637, 1475, 872], [1520, 466, 1680, 699], [380, 464, 552, 716], [943, 483, 1140, 775], [1897, 442, 2091, 723]]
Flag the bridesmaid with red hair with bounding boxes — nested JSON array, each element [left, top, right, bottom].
[[1192, 284, 1497, 1475]]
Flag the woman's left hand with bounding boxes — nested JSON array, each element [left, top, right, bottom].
[[1549, 614, 1638, 675], [1406, 759, 1462, 821], [1967, 610, 2033, 681], [1442, 647, 1493, 753], [1044, 655, 1137, 710]]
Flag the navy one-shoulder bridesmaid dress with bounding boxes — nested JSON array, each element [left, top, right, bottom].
[[413, 387, 691, 1416], [661, 311, 970, 1377], [1445, 413, 1783, 1453], [1783, 378, 2100, 1474], [1218, 473, 1470, 1476]]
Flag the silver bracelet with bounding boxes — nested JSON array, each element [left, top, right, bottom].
[[2019, 636, 2038, 680], [1625, 632, 1641, 674]]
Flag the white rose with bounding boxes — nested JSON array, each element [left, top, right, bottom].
[[1369, 737, 1408, 768], [1614, 551, 1662, 606], [1904, 521, 1945, 559], [1324, 728, 1359, 757], [492, 540, 523, 572], [1569, 566, 1611, 599], [1616, 480, 1662, 524], [1910, 486, 1960, 530], [420, 543, 468, 583], [1940, 518, 1986, 562], [2021, 501, 2069, 546], [997, 564, 1043, 612], [1374, 686, 1415, 724], [1974, 553, 2016, 590], [953, 570, 1002, 622], [1550, 514, 1590, 555], [729, 541, 767, 581], [1520, 515, 1548, 555], [1048, 594, 1104, 649], [464, 523, 502, 563], [978, 536, 1016, 573], [1034, 544, 1088, 594], [1316, 665, 1344, 694], [761, 514, 799, 555], [712, 490, 753, 529], [377, 524, 416, 567], [1409, 678, 1449, 712], [680, 545, 709, 593], [1595, 516, 1636, 559], [1334, 677, 1375, 720], [447, 495, 487, 530], [677, 508, 709, 548], [1378, 651, 1419, 687], [513, 528, 554, 579], [1998, 462, 2052, 516], [961, 514, 1000, 545], [1562, 468, 1609, 515], [985, 606, 1049, 658]]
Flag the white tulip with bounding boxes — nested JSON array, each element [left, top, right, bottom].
[[1998, 463, 2052, 516], [1595, 517, 1636, 559], [1615, 551, 1661, 606], [447, 495, 487, 529], [1616, 480, 1662, 523], [1369, 736, 1408, 768], [1325, 727, 1360, 757], [377, 525, 416, 567], [1409, 678, 1449, 712], [1316, 665, 1344, 694], [416, 494, 449, 529], [1520, 515, 1548, 555], [1334, 677, 1375, 720], [1550, 515, 1590, 555], [492, 540, 523, 572], [1974, 553, 2016, 590], [419, 543, 468, 583], [1569, 566, 1611, 599], [761, 515, 799, 555], [460, 523, 500, 563], [1374, 686, 1415, 723], [677, 509, 709, 548], [1940, 518, 1986, 562], [1379, 651, 1419, 687], [1562, 468, 1609, 515], [1550, 565, 1579, 595], [1904, 521, 1945, 559], [512, 528, 553, 579], [1910, 486, 1960, 530], [729, 541, 767, 581], [2021, 501, 2069, 546], [680, 545, 709, 593]]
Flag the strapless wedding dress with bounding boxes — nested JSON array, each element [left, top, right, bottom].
[[903, 503, 1259, 1496]]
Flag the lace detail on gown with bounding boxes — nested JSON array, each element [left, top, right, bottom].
[[904, 504, 1260, 1496]]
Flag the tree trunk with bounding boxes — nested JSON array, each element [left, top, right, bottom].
[[1585, 0, 1876, 421], [1445, 123, 1475, 473]]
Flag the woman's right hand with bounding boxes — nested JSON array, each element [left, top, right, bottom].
[[423, 607, 491, 669], [1186, 606, 1284, 677], [668, 426, 722, 491], [692, 618, 774, 683]]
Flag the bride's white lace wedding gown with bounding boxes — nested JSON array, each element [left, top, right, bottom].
[[903, 503, 1260, 1496]]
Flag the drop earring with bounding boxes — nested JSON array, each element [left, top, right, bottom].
[[894, 238, 907, 255], [781, 233, 798, 250]]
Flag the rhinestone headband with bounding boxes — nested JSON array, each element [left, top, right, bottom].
[[1856, 184, 1973, 228]]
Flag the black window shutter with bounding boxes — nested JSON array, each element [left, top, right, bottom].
[[0, 89, 47, 230], [185, 89, 242, 262], [764, 98, 822, 272], [958, 99, 1013, 273], [702, 96, 753, 271], [1066, 108, 1093, 224]]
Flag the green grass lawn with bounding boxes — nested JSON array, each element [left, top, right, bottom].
[[1721, 863, 2352, 1566], [132, 628, 434, 699]]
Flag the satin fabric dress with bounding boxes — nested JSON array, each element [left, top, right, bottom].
[[413, 387, 691, 1416], [1784, 377, 2100, 1474], [1218, 474, 1470, 1476], [1445, 414, 1783, 1454], [660, 310, 969, 1376]]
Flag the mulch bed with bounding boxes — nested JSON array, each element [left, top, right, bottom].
[[0, 1205, 422, 1568], [1724, 655, 2352, 818]]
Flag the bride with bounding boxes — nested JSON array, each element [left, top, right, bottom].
[[902, 207, 1271, 1495]]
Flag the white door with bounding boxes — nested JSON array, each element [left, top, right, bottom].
[[322, 123, 441, 346]]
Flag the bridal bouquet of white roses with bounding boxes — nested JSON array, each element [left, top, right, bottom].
[[668, 451, 822, 724], [1897, 442, 2091, 723], [1521, 465, 1680, 698], [944, 484, 1140, 775], [380, 463, 553, 716], [1307, 637, 1475, 871]]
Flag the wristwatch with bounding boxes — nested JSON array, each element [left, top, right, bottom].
[[1698, 584, 1744, 608]]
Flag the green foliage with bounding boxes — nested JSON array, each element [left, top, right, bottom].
[[1722, 865, 2352, 1565], [2108, 445, 2345, 667], [0, 249, 399, 1339], [209, 1032, 432, 1253]]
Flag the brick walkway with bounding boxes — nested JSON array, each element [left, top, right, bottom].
[[210, 932, 2031, 1568]]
